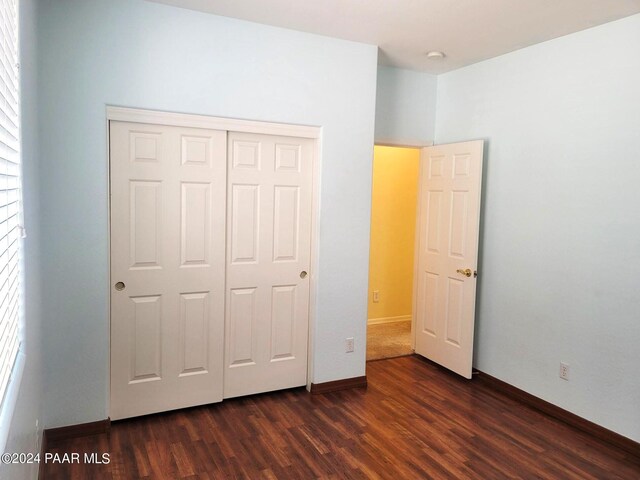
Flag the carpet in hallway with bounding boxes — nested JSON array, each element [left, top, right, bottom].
[[366, 320, 412, 361]]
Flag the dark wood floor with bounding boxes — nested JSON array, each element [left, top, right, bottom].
[[43, 355, 640, 479]]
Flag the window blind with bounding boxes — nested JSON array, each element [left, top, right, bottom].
[[0, 0, 20, 407]]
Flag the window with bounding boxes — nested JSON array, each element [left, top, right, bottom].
[[0, 0, 21, 408]]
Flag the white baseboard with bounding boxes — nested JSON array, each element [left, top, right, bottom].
[[368, 315, 412, 325]]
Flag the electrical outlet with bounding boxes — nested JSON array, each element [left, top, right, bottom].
[[559, 362, 570, 381], [345, 337, 354, 353], [373, 290, 380, 303]]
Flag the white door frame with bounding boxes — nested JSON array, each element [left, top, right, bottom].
[[105, 106, 322, 416]]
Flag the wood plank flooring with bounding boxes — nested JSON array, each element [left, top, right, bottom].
[[43, 356, 640, 479]]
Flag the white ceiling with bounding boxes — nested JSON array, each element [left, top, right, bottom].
[[148, 0, 640, 73]]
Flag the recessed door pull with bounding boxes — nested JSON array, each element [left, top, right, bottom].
[[300, 271, 308, 279], [115, 281, 126, 291]]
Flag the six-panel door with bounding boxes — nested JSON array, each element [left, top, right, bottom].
[[110, 122, 314, 419], [224, 132, 313, 398], [415, 141, 484, 379], [110, 122, 227, 420]]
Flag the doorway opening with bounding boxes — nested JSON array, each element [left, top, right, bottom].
[[366, 145, 420, 361]]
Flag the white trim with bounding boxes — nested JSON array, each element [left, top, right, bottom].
[[106, 106, 321, 139], [105, 114, 112, 417], [0, 350, 25, 453], [375, 140, 434, 149], [305, 130, 322, 391], [411, 148, 426, 350], [368, 315, 412, 326]]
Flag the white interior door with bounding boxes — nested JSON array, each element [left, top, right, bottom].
[[414, 140, 484, 379], [224, 132, 312, 398], [110, 121, 226, 419]]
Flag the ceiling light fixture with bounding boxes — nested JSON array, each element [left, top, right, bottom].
[[426, 51, 445, 60]]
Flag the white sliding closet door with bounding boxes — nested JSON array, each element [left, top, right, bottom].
[[224, 132, 313, 398], [110, 121, 226, 420]]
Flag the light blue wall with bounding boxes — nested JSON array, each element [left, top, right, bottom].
[[1, 0, 44, 478], [375, 65, 437, 146], [34, 0, 639, 443], [37, 0, 378, 427], [436, 14, 640, 441]]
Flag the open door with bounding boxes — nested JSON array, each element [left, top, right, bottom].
[[414, 140, 484, 378]]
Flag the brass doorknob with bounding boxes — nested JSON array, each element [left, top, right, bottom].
[[300, 271, 308, 279], [456, 269, 472, 278]]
